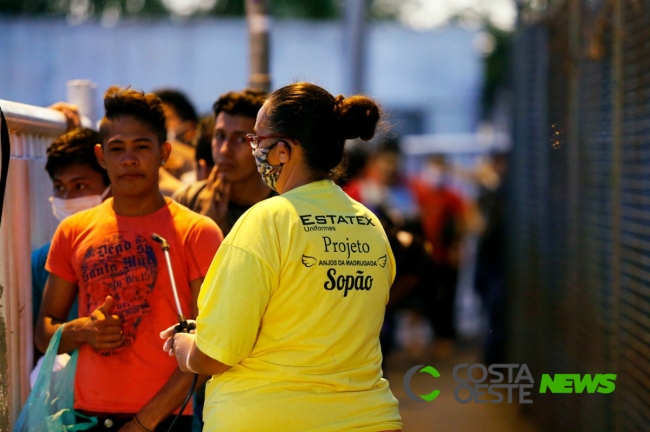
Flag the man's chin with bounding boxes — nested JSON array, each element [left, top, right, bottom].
[[113, 182, 157, 198]]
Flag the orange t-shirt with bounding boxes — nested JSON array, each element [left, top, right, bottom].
[[46, 197, 222, 414]]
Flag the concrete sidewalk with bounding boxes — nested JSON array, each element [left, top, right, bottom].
[[385, 344, 539, 432]]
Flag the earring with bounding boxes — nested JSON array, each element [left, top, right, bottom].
[[160, 159, 165, 165]]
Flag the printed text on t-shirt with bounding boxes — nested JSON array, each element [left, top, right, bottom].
[[81, 233, 157, 356], [324, 268, 373, 297], [322, 236, 370, 259], [300, 214, 375, 232]]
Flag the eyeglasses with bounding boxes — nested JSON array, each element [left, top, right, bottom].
[[246, 133, 295, 150]]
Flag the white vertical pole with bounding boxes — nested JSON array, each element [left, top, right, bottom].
[[343, 0, 367, 95], [66, 80, 97, 126]]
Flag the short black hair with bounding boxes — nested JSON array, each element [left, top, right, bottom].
[[212, 89, 267, 119], [154, 88, 198, 123], [45, 128, 110, 186], [99, 86, 167, 145]]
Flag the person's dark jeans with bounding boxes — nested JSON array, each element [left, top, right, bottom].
[[474, 259, 506, 364], [192, 382, 206, 432], [425, 264, 458, 340]]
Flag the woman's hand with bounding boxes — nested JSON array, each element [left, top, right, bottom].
[[160, 321, 197, 372], [160, 321, 231, 376]]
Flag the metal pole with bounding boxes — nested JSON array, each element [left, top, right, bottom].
[[611, 0, 623, 430], [343, 0, 367, 95], [66, 80, 97, 126], [246, 0, 271, 92], [566, 0, 580, 369], [151, 234, 186, 323]]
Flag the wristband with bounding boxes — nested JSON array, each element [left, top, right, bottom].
[[133, 414, 153, 432]]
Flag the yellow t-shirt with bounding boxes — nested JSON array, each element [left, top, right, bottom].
[[196, 180, 402, 431]]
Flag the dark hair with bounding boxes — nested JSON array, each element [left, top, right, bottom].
[[153, 88, 198, 123], [99, 86, 167, 145], [194, 115, 215, 167], [45, 128, 110, 186], [212, 88, 267, 119], [265, 82, 380, 177]]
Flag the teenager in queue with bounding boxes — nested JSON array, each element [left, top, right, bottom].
[[36, 86, 223, 431], [162, 82, 402, 431]]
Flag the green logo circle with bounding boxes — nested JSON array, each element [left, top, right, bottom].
[[403, 365, 441, 402]]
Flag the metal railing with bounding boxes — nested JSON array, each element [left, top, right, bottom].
[[0, 96, 92, 427]]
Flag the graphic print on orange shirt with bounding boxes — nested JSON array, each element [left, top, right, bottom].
[[80, 232, 158, 356]]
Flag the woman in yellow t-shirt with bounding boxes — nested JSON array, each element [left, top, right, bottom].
[[162, 82, 402, 431]]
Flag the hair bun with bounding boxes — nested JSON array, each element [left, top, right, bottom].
[[337, 95, 380, 141]]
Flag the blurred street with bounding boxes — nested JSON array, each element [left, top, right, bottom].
[[387, 343, 538, 432]]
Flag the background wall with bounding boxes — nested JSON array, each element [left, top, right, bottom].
[[0, 18, 483, 135]]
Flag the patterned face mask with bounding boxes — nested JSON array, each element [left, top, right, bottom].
[[252, 145, 284, 192]]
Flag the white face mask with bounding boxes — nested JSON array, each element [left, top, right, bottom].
[[49, 186, 111, 221]]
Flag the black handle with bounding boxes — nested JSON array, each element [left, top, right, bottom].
[[174, 320, 196, 334]]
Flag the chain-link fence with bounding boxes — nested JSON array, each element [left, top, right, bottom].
[[509, 0, 650, 430]]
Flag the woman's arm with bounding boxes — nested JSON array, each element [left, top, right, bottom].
[[161, 330, 231, 376], [188, 337, 231, 376]]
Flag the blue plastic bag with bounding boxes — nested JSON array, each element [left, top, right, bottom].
[[14, 326, 98, 431]]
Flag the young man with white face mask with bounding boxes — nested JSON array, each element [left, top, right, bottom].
[[32, 128, 112, 328]]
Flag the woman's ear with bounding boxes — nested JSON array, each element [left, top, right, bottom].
[[276, 141, 292, 164]]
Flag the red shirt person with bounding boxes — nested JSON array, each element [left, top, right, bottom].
[[410, 155, 466, 343]]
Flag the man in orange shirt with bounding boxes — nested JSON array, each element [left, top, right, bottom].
[[35, 86, 222, 431]]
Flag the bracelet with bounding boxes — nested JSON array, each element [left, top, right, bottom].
[[132, 414, 153, 432]]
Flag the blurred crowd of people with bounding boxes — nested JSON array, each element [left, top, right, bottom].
[[338, 138, 509, 365], [27, 85, 508, 431]]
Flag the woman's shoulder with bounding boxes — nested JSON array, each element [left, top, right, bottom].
[[241, 194, 288, 217], [227, 195, 293, 235]]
